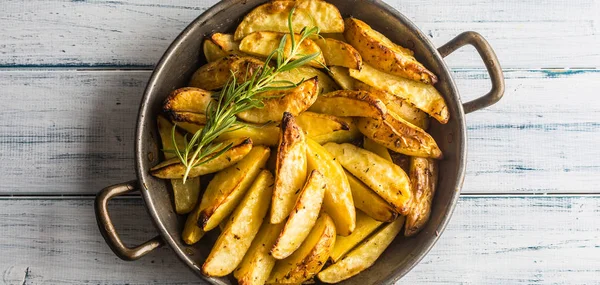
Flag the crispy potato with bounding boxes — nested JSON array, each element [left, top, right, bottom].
[[272, 170, 326, 259], [354, 81, 430, 130], [306, 138, 355, 236], [202, 170, 274, 277], [189, 55, 263, 90], [268, 213, 337, 284], [329, 210, 383, 262], [182, 202, 206, 245], [239, 31, 326, 68], [296, 111, 349, 138], [405, 157, 438, 237], [203, 40, 228, 63], [235, 221, 285, 285], [309, 90, 387, 119], [314, 37, 362, 69], [237, 77, 319, 124], [168, 111, 208, 125], [175, 121, 202, 134], [344, 18, 437, 85], [345, 171, 397, 222], [317, 216, 406, 283], [163, 87, 214, 114], [363, 137, 393, 162], [204, 33, 243, 62], [311, 116, 363, 145], [322, 143, 412, 214], [156, 116, 185, 159], [328, 66, 355, 90], [271, 113, 308, 224], [322, 33, 347, 42], [234, 0, 344, 41], [198, 146, 271, 231], [356, 111, 443, 159], [350, 63, 449, 124], [150, 137, 253, 179], [217, 123, 280, 146], [274, 66, 338, 94]]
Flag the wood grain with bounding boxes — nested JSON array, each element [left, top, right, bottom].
[[0, 0, 597, 68], [1, 69, 597, 194], [0, 197, 597, 284]]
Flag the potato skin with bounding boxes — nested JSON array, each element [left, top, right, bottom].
[[309, 90, 387, 119], [405, 157, 438, 236], [189, 55, 263, 90], [314, 37, 363, 70], [344, 18, 437, 85]]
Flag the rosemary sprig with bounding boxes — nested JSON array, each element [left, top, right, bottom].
[[172, 8, 321, 183]]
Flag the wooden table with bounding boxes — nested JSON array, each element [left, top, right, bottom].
[[1, 0, 599, 284]]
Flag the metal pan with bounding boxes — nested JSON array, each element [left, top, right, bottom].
[[95, 0, 504, 284]]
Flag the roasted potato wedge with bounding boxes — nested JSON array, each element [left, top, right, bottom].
[[328, 66, 355, 90], [314, 37, 362, 69], [356, 111, 443, 159], [202, 170, 274, 277], [163, 87, 213, 114], [189, 55, 263, 90], [344, 18, 437, 85], [274, 66, 338, 94], [296, 111, 349, 138], [323, 143, 411, 214], [271, 113, 308, 224], [198, 146, 270, 231], [182, 202, 206, 245], [350, 63, 449, 124], [345, 171, 397, 222], [216, 123, 280, 146], [234, 0, 344, 41], [272, 170, 326, 259], [317, 216, 406, 283], [175, 121, 202, 134], [150, 137, 253, 179], [310, 116, 363, 145], [363, 137, 393, 162], [306, 138, 355, 236], [268, 213, 337, 284], [329, 210, 383, 262], [237, 77, 319, 124], [405, 157, 438, 237], [235, 221, 285, 285], [168, 111, 208, 125], [354, 81, 429, 130], [309, 90, 387, 119], [204, 33, 243, 62], [204, 40, 228, 63], [239, 31, 326, 68]]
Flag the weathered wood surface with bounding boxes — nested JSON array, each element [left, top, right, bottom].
[[1, 69, 597, 194], [0, 0, 598, 68], [0, 197, 598, 284]]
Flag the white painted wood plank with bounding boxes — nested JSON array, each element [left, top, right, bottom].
[[1, 69, 598, 194], [0, 0, 598, 68], [0, 197, 597, 284]]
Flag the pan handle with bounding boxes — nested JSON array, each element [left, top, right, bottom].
[[95, 180, 164, 261], [437, 31, 505, 114]]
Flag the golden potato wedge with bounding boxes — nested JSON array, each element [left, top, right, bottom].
[[237, 77, 318, 124], [234, 0, 344, 41], [322, 143, 411, 214], [204, 33, 244, 62], [405, 157, 438, 237], [156, 115, 185, 159], [314, 37, 362, 69], [330, 210, 383, 262], [354, 81, 430, 130], [345, 172, 397, 222], [272, 170, 326, 259], [168, 111, 208, 125], [163, 87, 214, 114], [322, 33, 347, 42], [198, 146, 271, 231], [363, 137, 392, 162], [310, 116, 363, 145], [203, 40, 228, 63], [268, 213, 337, 284], [274, 66, 338, 94], [344, 18, 437, 85], [350, 63, 449, 124], [317, 216, 406, 283], [356, 111, 443, 159], [182, 202, 206, 245], [328, 66, 355, 90], [271, 113, 308, 224], [296, 111, 349, 138], [175, 121, 202, 134], [306, 138, 355, 236], [216, 123, 280, 146], [150, 137, 253, 179], [189, 55, 263, 90], [239, 31, 326, 68], [309, 90, 387, 119], [234, 221, 285, 285], [202, 170, 274, 277]]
